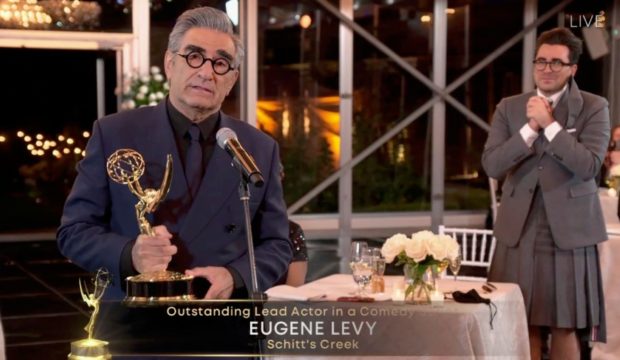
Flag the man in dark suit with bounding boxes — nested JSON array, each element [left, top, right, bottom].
[[482, 28, 609, 360], [57, 6, 291, 302]]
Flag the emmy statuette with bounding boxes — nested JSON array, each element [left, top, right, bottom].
[[106, 149, 193, 305], [68, 268, 112, 360]]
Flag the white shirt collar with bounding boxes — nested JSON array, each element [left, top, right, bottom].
[[536, 83, 568, 109]]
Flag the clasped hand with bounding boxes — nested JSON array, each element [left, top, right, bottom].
[[526, 96, 554, 131]]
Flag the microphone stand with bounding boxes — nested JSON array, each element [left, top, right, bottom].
[[238, 174, 267, 358]]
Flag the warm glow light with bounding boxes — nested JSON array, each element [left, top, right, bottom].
[[299, 14, 312, 29], [17, 131, 24, 138], [446, 8, 456, 14], [74, 147, 81, 154], [282, 108, 290, 138], [30, 149, 37, 155], [396, 144, 406, 163], [0, 135, 5, 143], [256, 96, 341, 165], [37, 149, 44, 156], [66, 138, 74, 145], [81, 150, 86, 157], [52, 149, 61, 158], [303, 107, 310, 135], [24, 135, 32, 142], [421, 15, 431, 23], [35, 134, 43, 140], [35, 140, 43, 147], [27, 144, 34, 150], [58, 135, 65, 141], [63, 147, 70, 154], [82, 131, 90, 138]]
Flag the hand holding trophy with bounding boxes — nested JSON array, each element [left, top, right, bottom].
[[68, 268, 112, 360], [106, 149, 193, 305]]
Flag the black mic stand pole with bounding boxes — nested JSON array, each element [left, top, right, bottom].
[[238, 174, 267, 358]]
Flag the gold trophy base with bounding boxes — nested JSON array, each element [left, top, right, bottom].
[[124, 270, 195, 306], [68, 338, 111, 359]]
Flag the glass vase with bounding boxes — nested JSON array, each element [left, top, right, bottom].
[[403, 263, 437, 304]]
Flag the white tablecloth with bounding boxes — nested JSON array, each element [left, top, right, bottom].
[[593, 190, 620, 359], [268, 274, 529, 359]]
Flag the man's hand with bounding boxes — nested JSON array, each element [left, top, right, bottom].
[[526, 96, 554, 128], [185, 266, 234, 299], [132, 225, 177, 274]]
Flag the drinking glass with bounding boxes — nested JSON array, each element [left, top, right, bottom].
[[350, 242, 372, 296], [449, 248, 462, 282]]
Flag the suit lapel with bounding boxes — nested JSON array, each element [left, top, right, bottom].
[[566, 77, 584, 130], [179, 113, 239, 243]]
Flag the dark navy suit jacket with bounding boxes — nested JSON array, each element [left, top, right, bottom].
[[57, 101, 292, 300]]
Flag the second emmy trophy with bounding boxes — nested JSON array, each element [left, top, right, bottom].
[[68, 268, 112, 360], [106, 149, 194, 305]]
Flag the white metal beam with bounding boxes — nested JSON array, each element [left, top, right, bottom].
[[522, 0, 537, 92], [240, 0, 258, 126], [339, 0, 354, 273], [431, 0, 447, 231]]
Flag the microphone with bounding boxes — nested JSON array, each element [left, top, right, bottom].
[[216, 128, 264, 187]]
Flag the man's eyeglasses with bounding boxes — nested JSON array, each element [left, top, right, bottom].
[[532, 59, 572, 72], [176, 51, 235, 75]]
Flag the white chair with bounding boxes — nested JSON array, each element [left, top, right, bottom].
[[438, 225, 497, 281]]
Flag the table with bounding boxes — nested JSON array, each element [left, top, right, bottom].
[[265, 274, 530, 359], [593, 189, 620, 359]]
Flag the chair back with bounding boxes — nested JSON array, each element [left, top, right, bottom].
[[438, 225, 497, 281]]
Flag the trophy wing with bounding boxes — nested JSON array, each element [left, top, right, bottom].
[[158, 154, 173, 200]]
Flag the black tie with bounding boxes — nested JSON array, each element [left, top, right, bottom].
[[186, 124, 203, 199]]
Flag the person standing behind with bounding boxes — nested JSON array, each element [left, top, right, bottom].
[[482, 28, 609, 360]]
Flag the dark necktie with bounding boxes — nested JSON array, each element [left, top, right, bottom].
[[186, 124, 203, 199]]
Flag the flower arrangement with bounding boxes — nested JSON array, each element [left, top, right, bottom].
[[382, 231, 459, 302], [121, 66, 168, 110], [607, 164, 620, 197]]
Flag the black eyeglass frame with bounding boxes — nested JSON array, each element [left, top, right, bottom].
[[176, 51, 235, 75], [532, 59, 573, 72]]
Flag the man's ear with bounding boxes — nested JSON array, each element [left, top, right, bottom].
[[164, 51, 173, 78], [227, 70, 240, 96], [571, 64, 578, 77]]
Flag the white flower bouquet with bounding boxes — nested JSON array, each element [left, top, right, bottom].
[[121, 66, 168, 110], [382, 231, 459, 301]]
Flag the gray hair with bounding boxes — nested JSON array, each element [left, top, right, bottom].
[[167, 6, 245, 68]]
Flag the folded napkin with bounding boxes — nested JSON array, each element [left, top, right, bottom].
[[265, 285, 326, 301]]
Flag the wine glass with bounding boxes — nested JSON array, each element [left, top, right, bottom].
[[370, 247, 386, 293], [350, 242, 372, 296], [449, 248, 462, 282]]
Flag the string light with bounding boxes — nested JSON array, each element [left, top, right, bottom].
[[0, 135, 5, 143], [12, 130, 88, 159], [0, 0, 53, 30]]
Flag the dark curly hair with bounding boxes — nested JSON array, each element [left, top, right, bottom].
[[535, 27, 583, 64]]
